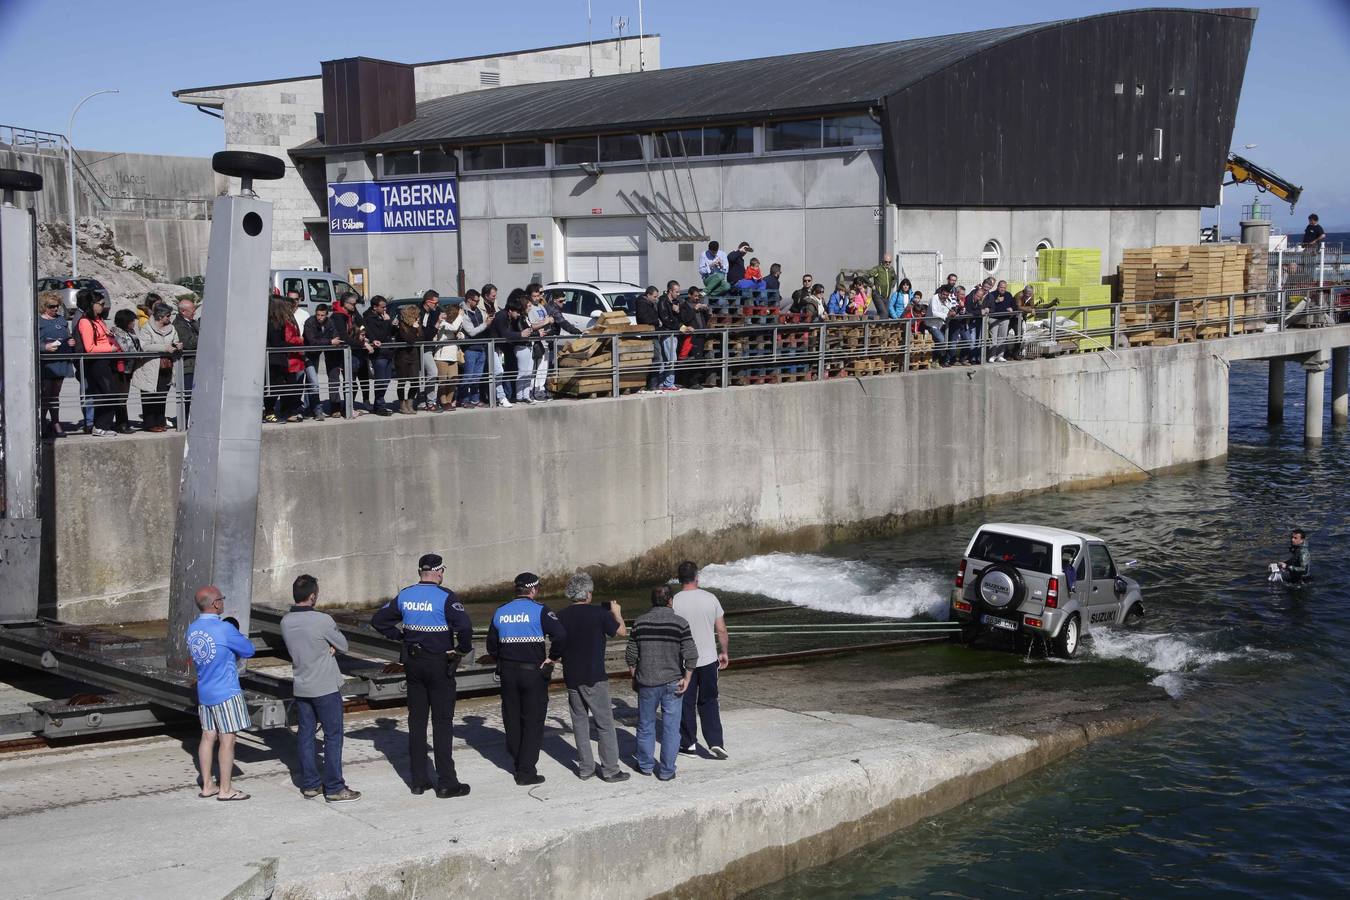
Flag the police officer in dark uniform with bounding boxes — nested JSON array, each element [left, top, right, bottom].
[[371, 553, 473, 798], [487, 572, 567, 785]]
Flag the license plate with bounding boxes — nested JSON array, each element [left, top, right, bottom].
[[982, 615, 1017, 632]]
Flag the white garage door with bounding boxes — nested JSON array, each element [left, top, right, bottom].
[[565, 216, 647, 284]]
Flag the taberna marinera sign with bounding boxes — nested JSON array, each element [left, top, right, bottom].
[[327, 177, 459, 234]]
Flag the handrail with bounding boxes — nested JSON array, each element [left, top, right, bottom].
[[35, 285, 1349, 436]]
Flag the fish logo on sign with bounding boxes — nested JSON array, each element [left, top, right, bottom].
[[328, 186, 376, 213]]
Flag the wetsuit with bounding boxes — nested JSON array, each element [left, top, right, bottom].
[[1284, 543, 1311, 584]]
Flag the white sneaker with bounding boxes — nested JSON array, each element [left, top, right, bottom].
[[496, 397, 512, 408], [709, 746, 729, 760], [92, 427, 115, 437]]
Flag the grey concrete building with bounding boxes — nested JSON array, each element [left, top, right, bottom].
[[290, 8, 1255, 300], [173, 36, 658, 272]]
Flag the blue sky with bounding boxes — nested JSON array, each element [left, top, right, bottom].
[[2, 0, 1348, 231]]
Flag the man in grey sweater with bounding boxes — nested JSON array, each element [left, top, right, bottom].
[[281, 574, 360, 802], [625, 586, 697, 780]]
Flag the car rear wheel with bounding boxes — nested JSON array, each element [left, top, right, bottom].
[[1051, 615, 1080, 659]]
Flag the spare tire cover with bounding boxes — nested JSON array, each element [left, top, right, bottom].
[[975, 563, 1024, 609]]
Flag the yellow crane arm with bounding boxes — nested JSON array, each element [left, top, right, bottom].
[[1225, 153, 1303, 209]]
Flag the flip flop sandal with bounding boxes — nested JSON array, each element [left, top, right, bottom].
[[197, 789, 219, 799], [217, 791, 251, 801]]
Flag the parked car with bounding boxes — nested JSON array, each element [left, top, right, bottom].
[[542, 281, 641, 331], [269, 269, 362, 310], [37, 277, 110, 313], [948, 523, 1143, 658]]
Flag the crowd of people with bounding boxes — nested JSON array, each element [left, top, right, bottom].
[[39, 242, 1064, 439], [187, 560, 731, 802]]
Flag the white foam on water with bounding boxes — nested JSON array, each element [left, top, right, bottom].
[[697, 553, 950, 620], [1088, 630, 1290, 698]]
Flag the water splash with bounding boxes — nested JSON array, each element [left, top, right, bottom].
[[698, 553, 950, 620], [1088, 630, 1289, 698]]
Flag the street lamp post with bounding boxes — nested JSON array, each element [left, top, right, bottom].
[[65, 89, 118, 278]]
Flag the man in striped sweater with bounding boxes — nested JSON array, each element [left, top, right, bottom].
[[625, 586, 698, 780]]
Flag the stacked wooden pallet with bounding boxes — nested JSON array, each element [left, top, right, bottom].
[[548, 311, 654, 397], [1116, 243, 1269, 343]]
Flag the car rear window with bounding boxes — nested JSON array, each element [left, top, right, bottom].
[[604, 292, 639, 314], [969, 531, 1053, 574]]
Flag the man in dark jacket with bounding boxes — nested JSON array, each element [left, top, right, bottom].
[[415, 290, 441, 410], [173, 298, 199, 424], [635, 286, 664, 392], [362, 296, 396, 415], [726, 241, 751, 287], [488, 293, 536, 407], [303, 304, 345, 418], [332, 293, 369, 415], [678, 285, 710, 389]]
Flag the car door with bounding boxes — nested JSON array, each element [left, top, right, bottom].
[[306, 277, 334, 308], [1086, 542, 1119, 629], [557, 289, 593, 332], [1061, 542, 1086, 610]]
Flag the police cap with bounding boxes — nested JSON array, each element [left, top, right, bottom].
[[418, 553, 445, 572], [514, 572, 540, 591]]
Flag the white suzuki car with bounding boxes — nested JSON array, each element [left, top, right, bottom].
[[948, 523, 1143, 657]]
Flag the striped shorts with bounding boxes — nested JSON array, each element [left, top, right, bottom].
[[198, 693, 251, 734]]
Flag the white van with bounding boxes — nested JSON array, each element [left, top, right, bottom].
[[269, 270, 363, 310]]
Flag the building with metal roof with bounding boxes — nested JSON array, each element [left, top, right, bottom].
[[174, 35, 658, 271], [281, 7, 1255, 301]]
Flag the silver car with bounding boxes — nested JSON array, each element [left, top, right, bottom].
[[37, 277, 110, 313], [948, 523, 1143, 658]]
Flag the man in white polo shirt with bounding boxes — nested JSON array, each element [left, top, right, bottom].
[[671, 560, 730, 758]]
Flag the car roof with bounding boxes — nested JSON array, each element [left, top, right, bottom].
[[544, 281, 643, 292], [976, 523, 1104, 545]]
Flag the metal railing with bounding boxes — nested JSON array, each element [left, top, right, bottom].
[[36, 286, 1348, 436]]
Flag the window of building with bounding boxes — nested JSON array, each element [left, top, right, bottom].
[[480, 71, 501, 86], [503, 141, 546, 168], [380, 148, 457, 177], [765, 118, 821, 152], [462, 144, 504, 171], [1036, 238, 1054, 253], [981, 239, 1002, 275], [823, 114, 882, 148], [554, 136, 600, 165], [653, 128, 703, 158], [381, 151, 420, 177], [705, 125, 753, 156], [598, 133, 643, 162], [461, 142, 546, 171]]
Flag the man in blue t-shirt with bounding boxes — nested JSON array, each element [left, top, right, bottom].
[[557, 572, 629, 783], [186, 585, 257, 801]]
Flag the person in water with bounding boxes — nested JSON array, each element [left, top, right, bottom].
[[1274, 528, 1311, 584]]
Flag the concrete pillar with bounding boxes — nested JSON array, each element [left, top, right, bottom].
[[1304, 351, 1329, 446], [1332, 346, 1348, 430], [1268, 358, 1285, 425], [0, 169, 45, 624], [1240, 219, 1271, 248]]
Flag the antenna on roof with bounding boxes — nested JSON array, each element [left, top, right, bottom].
[[612, 16, 628, 68], [587, 0, 594, 77], [637, 0, 645, 72]]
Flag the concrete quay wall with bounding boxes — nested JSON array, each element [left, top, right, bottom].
[[47, 344, 1229, 623]]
